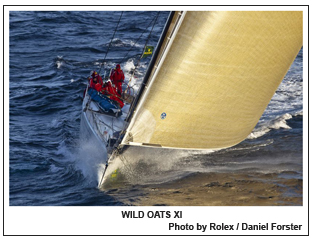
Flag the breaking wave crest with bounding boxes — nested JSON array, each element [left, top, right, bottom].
[[247, 112, 302, 140]]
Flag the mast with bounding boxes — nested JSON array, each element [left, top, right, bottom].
[[125, 11, 176, 122]]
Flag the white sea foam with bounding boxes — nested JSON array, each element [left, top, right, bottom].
[[55, 140, 71, 157], [122, 60, 143, 93], [76, 141, 104, 181], [77, 117, 109, 184], [248, 113, 292, 139], [124, 60, 135, 73], [124, 39, 143, 48], [295, 110, 303, 116], [49, 164, 63, 173], [49, 118, 62, 128], [56, 61, 63, 69], [269, 113, 292, 129], [247, 128, 271, 140]]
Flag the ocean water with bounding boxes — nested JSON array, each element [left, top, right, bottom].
[[9, 11, 303, 206]]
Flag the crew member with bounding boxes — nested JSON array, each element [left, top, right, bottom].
[[89, 71, 103, 92], [110, 64, 125, 96], [100, 81, 124, 108]]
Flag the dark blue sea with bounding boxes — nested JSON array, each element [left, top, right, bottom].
[[9, 11, 303, 206]]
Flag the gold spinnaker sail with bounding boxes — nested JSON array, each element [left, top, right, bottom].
[[123, 11, 303, 150]]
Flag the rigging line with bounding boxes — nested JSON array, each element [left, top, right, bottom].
[[125, 11, 176, 123], [118, 153, 137, 181], [98, 146, 136, 188], [96, 116, 118, 133], [98, 11, 124, 74], [120, 12, 160, 64], [124, 12, 161, 96], [113, 148, 137, 180], [105, 12, 162, 160], [141, 12, 161, 58]]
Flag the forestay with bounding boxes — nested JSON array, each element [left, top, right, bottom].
[[122, 11, 303, 150]]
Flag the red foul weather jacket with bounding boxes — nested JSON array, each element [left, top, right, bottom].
[[100, 81, 124, 108], [89, 75, 103, 91], [110, 69, 124, 95]]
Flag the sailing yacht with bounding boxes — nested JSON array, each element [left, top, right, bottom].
[[80, 11, 303, 187]]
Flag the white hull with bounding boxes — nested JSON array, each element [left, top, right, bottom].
[[80, 90, 130, 185]]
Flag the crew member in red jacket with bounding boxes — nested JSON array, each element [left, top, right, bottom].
[[110, 64, 125, 96], [100, 81, 124, 108], [89, 71, 103, 92]]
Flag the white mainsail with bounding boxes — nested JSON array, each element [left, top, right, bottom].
[[122, 11, 303, 150]]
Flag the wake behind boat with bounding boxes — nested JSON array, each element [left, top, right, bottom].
[[80, 11, 303, 188]]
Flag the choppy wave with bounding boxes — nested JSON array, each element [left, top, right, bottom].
[[248, 113, 294, 139]]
